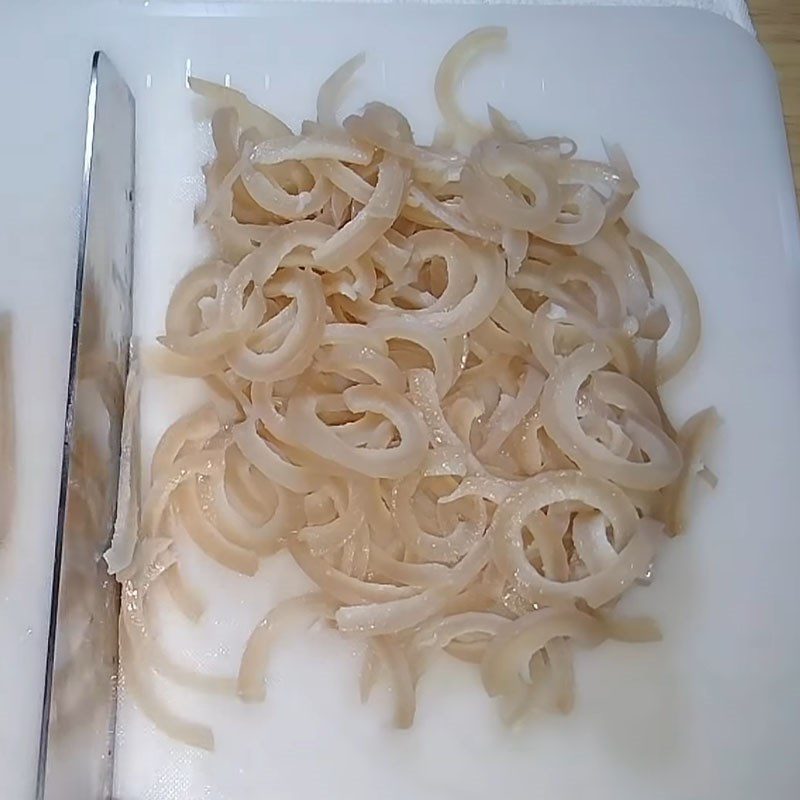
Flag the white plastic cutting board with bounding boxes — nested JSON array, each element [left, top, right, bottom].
[[1, 3, 799, 800]]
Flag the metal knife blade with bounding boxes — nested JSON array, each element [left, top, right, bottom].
[[36, 52, 135, 800]]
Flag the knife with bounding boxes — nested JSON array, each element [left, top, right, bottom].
[[35, 52, 135, 800]]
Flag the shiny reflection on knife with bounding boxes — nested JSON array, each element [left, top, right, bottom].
[[36, 51, 135, 800]]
